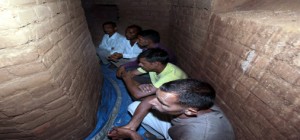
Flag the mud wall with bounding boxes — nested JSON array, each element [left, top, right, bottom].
[[0, 0, 102, 139], [170, 0, 300, 139]]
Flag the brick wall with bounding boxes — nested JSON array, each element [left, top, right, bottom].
[[0, 0, 101, 139], [170, 0, 212, 67], [170, 0, 300, 139], [206, 11, 300, 139]]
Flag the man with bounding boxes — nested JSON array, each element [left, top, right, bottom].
[[96, 21, 127, 64], [107, 25, 143, 64], [120, 48, 187, 100], [108, 79, 235, 140], [115, 48, 187, 139], [116, 29, 176, 77]]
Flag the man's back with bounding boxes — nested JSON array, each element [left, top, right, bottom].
[[146, 63, 187, 88], [169, 105, 235, 140]]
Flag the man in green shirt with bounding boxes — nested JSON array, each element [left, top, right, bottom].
[[115, 48, 187, 139], [120, 48, 187, 100]]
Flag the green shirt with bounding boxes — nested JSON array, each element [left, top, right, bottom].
[[137, 63, 188, 88]]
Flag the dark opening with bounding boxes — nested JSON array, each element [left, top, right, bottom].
[[83, 4, 119, 46]]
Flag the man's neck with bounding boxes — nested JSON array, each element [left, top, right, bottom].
[[108, 32, 116, 37], [197, 109, 212, 115], [130, 39, 137, 46], [154, 63, 167, 74], [178, 109, 212, 119]]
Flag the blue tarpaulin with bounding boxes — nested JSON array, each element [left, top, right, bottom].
[[85, 65, 147, 140]]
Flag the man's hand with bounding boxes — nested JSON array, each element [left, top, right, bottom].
[[108, 127, 142, 140], [119, 69, 148, 99], [108, 53, 123, 62], [116, 66, 126, 78], [138, 84, 157, 94]]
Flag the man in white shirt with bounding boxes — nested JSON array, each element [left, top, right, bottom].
[[108, 25, 143, 65], [96, 21, 127, 64]]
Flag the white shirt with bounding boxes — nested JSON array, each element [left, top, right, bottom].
[[98, 32, 127, 54], [122, 41, 142, 59]]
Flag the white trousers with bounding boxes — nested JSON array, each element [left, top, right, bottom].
[[128, 101, 172, 140], [96, 48, 110, 64]]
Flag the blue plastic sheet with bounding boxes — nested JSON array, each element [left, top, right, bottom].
[[85, 65, 147, 140]]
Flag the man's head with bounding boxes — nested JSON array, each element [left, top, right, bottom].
[[137, 29, 160, 48], [102, 21, 117, 36], [150, 79, 216, 116], [125, 25, 142, 40], [137, 48, 169, 72]]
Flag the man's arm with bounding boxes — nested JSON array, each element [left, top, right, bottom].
[[123, 95, 156, 131], [117, 65, 141, 78], [98, 35, 108, 50], [116, 66, 126, 78], [122, 71, 157, 100]]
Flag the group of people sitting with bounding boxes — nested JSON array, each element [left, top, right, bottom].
[[96, 21, 235, 140]]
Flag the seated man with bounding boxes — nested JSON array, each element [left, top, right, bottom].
[[116, 29, 176, 77], [108, 25, 143, 63], [108, 79, 235, 140], [120, 48, 187, 100], [96, 21, 127, 64]]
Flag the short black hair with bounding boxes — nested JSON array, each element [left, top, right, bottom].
[[138, 29, 160, 43], [159, 79, 216, 110], [127, 24, 142, 33], [102, 21, 117, 28], [137, 48, 169, 65]]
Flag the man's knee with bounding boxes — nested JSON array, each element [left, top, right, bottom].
[[127, 101, 141, 115]]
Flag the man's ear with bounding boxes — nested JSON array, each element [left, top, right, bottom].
[[144, 39, 149, 44], [184, 108, 198, 116]]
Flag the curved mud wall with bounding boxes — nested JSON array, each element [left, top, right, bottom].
[[170, 0, 300, 139], [0, 0, 102, 139]]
